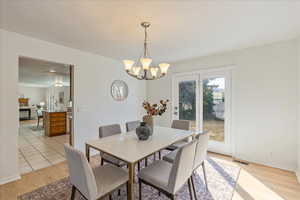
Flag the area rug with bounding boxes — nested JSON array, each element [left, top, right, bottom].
[[18, 157, 240, 200]]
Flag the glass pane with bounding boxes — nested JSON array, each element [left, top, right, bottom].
[[203, 77, 225, 142], [179, 80, 196, 131]]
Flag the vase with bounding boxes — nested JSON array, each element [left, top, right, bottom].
[[136, 122, 152, 140], [143, 115, 154, 129]]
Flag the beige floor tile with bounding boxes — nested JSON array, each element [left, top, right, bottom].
[[18, 121, 68, 173]]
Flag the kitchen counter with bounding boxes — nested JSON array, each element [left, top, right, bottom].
[[43, 111, 67, 137]]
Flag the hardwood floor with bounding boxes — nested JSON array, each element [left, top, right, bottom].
[[0, 153, 299, 200]]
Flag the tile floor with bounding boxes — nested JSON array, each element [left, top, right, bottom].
[[18, 120, 69, 174]]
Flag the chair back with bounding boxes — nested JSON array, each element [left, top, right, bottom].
[[193, 132, 209, 170], [99, 124, 121, 138], [168, 140, 197, 193], [36, 109, 43, 117], [126, 120, 140, 132], [64, 144, 97, 200], [171, 120, 191, 130]]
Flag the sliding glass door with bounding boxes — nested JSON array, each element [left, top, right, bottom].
[[172, 69, 232, 155]]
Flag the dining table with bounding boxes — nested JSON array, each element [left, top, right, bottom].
[[85, 126, 194, 200]]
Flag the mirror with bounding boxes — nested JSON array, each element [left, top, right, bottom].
[[111, 80, 129, 101]]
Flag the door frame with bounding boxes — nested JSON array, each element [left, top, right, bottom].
[[18, 56, 75, 147], [172, 66, 234, 155]]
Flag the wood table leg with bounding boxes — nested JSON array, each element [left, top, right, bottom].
[[85, 144, 90, 162], [128, 162, 135, 200]]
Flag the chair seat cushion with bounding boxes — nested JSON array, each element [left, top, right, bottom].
[[93, 164, 128, 198], [163, 149, 178, 163], [101, 153, 127, 167], [166, 140, 189, 151], [138, 160, 172, 193]]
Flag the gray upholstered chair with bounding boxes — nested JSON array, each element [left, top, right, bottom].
[[126, 120, 140, 132], [64, 144, 129, 200], [138, 141, 197, 200], [166, 120, 191, 151], [99, 124, 127, 167], [163, 132, 209, 198]]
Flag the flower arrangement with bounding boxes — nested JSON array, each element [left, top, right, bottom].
[[143, 99, 169, 116]]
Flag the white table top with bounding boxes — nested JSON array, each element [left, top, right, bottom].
[[86, 126, 193, 163]]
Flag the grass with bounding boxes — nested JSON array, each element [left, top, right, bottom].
[[190, 119, 225, 142]]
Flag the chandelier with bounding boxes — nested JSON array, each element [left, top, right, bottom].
[[123, 22, 170, 80]]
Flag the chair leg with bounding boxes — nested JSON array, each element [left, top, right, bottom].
[[191, 175, 197, 200], [202, 162, 208, 190], [138, 161, 141, 171], [159, 151, 161, 160], [109, 194, 112, 200], [127, 182, 129, 200], [188, 178, 194, 200], [139, 180, 142, 200], [145, 158, 148, 167], [71, 185, 76, 200], [101, 159, 104, 166], [37, 118, 40, 128]]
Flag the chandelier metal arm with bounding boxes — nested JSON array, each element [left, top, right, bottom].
[[125, 70, 166, 80]]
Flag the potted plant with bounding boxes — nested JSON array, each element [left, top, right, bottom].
[[142, 99, 169, 129]]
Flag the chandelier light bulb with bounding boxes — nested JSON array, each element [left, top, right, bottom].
[[123, 60, 135, 71], [132, 66, 141, 76], [140, 58, 152, 70], [159, 63, 170, 74], [150, 67, 159, 77]]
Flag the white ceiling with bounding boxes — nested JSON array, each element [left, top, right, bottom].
[[1, 0, 300, 63], [19, 57, 70, 87]]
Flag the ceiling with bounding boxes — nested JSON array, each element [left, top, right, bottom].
[[19, 57, 70, 87], [1, 1, 300, 63]]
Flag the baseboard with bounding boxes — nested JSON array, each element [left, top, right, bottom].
[[0, 174, 21, 185]]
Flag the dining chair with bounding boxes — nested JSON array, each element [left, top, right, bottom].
[[99, 124, 127, 167], [138, 141, 197, 200], [64, 144, 129, 200], [163, 132, 209, 199], [166, 120, 191, 151], [36, 109, 43, 128], [125, 120, 140, 132]]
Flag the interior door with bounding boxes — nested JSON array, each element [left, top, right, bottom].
[[172, 75, 200, 132], [200, 71, 232, 155]]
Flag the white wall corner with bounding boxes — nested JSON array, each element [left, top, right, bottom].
[[0, 174, 21, 185]]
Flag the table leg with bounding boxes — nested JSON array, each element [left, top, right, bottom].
[[28, 109, 31, 120], [128, 162, 135, 200], [86, 144, 90, 162]]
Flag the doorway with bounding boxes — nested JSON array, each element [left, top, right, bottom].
[[18, 57, 74, 174], [172, 68, 232, 155]]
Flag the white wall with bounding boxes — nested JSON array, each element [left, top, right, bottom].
[[0, 29, 146, 184], [18, 85, 47, 106], [147, 39, 298, 171], [297, 38, 300, 182]]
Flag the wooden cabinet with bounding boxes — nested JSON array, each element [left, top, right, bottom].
[[43, 111, 67, 137]]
